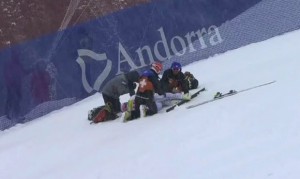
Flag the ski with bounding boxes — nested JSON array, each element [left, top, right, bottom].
[[166, 87, 206, 112], [186, 80, 276, 109]]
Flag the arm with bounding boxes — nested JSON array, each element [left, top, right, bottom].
[[128, 82, 136, 96], [150, 75, 165, 96], [125, 71, 139, 96], [161, 70, 172, 93]]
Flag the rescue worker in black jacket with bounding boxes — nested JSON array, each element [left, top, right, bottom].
[[161, 62, 191, 99]]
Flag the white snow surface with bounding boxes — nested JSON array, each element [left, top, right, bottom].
[[1, 29, 300, 179]]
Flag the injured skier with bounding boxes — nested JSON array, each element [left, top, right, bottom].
[[121, 92, 190, 117]]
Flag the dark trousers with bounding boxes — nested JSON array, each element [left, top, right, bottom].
[[131, 91, 157, 119], [102, 93, 121, 113]]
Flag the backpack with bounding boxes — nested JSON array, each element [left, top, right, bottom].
[[184, 71, 199, 90], [88, 103, 118, 123]]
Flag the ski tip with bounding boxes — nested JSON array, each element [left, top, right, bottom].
[[166, 109, 171, 112]]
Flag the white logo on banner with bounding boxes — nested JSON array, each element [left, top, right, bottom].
[[76, 49, 112, 93], [76, 25, 223, 93]]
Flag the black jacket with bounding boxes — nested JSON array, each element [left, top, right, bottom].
[[161, 69, 189, 94], [125, 70, 140, 96], [149, 69, 164, 95]]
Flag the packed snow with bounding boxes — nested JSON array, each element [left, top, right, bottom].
[[1, 29, 300, 179]]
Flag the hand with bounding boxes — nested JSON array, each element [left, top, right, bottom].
[[168, 79, 174, 84], [172, 87, 181, 93]]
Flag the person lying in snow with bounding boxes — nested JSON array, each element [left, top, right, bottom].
[[121, 92, 190, 114]]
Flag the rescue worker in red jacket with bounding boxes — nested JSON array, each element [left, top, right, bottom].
[[123, 62, 164, 121]]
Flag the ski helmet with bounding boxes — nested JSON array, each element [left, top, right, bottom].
[[151, 62, 163, 74], [171, 62, 182, 71]]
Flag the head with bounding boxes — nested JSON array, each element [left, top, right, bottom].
[[171, 62, 182, 74], [126, 70, 140, 83], [151, 62, 163, 74]]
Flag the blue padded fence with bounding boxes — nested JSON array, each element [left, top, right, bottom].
[[1, 0, 300, 130]]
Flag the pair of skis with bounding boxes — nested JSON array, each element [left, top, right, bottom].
[[186, 80, 276, 109]]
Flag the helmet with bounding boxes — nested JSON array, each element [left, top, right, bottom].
[[171, 62, 182, 71], [151, 62, 163, 74]]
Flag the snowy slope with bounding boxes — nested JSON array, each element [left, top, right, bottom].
[[1, 29, 300, 179]]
